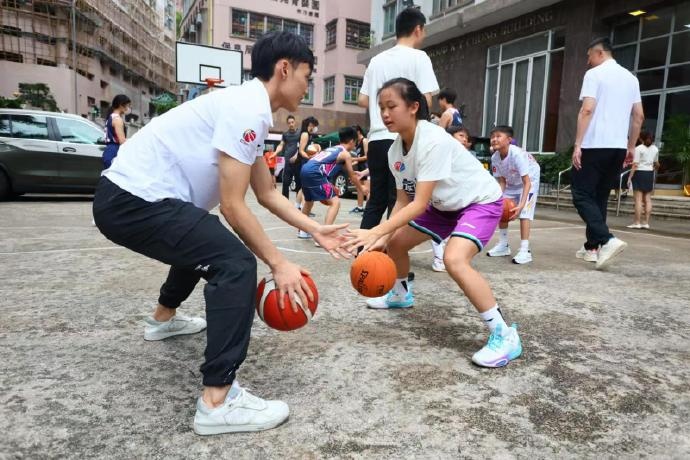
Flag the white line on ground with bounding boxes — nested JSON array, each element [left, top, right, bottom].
[[0, 246, 124, 255]]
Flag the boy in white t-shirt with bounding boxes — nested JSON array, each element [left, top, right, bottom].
[[487, 126, 541, 264], [346, 78, 523, 368], [94, 32, 350, 436]]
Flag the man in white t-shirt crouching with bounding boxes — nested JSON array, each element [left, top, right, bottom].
[[572, 37, 644, 269], [93, 31, 350, 436]]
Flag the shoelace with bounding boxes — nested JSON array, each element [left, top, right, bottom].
[[486, 331, 504, 351]]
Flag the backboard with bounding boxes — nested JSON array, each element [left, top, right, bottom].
[[175, 42, 243, 88]]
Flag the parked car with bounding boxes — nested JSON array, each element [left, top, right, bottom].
[[0, 109, 106, 200]]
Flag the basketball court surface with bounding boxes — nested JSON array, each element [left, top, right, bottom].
[[1, 194, 689, 458]]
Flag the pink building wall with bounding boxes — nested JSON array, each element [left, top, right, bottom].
[[183, 0, 369, 132]]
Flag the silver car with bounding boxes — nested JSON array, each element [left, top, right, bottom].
[[0, 108, 106, 200]]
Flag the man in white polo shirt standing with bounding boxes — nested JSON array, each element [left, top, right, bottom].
[[572, 37, 644, 269], [357, 6, 439, 231]]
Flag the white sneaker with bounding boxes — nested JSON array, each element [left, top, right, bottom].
[[575, 245, 597, 262], [626, 223, 642, 229], [596, 237, 627, 270], [431, 257, 446, 272], [640, 223, 650, 229], [193, 385, 289, 435], [512, 249, 532, 264], [472, 323, 522, 368], [366, 289, 414, 309], [144, 314, 207, 341], [487, 243, 511, 257], [297, 230, 311, 239]]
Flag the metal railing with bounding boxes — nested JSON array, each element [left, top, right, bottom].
[[616, 168, 632, 216], [556, 166, 572, 210]]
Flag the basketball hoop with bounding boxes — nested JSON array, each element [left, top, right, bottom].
[[204, 78, 224, 89]]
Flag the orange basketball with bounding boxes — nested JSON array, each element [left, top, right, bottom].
[[350, 251, 397, 297], [501, 198, 516, 222], [256, 274, 318, 331]]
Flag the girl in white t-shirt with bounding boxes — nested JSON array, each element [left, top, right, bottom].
[[627, 131, 659, 229], [345, 78, 523, 368]]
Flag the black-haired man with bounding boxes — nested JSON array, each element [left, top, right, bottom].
[[358, 6, 439, 231], [93, 31, 350, 435], [437, 87, 462, 129], [275, 114, 301, 199], [572, 37, 644, 269]]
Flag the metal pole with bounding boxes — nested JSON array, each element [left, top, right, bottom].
[[71, 0, 78, 114]]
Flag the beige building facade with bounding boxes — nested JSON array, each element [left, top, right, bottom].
[[0, 0, 177, 124], [179, 0, 369, 133]]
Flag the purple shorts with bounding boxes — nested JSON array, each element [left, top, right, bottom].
[[409, 199, 503, 252]]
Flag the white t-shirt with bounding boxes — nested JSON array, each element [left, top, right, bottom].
[[491, 145, 541, 195], [389, 120, 502, 211], [633, 144, 659, 171], [579, 59, 641, 149], [105, 78, 271, 211], [361, 45, 439, 142]]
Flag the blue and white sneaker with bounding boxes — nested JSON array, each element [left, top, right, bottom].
[[471, 323, 522, 367], [366, 289, 414, 309]]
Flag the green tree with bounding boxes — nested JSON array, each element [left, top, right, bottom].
[[0, 96, 22, 108], [661, 114, 690, 185], [176, 11, 182, 39], [17, 83, 58, 111], [151, 93, 178, 116]]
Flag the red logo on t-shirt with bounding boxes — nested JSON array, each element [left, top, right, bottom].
[[492, 166, 497, 173], [394, 161, 405, 172], [242, 129, 257, 143]]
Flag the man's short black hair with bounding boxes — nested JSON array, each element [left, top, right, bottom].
[[396, 7, 426, 38], [588, 36, 612, 53], [447, 125, 470, 140], [286, 114, 295, 121], [339, 126, 357, 144], [490, 125, 514, 137], [251, 31, 315, 81], [438, 88, 457, 104]]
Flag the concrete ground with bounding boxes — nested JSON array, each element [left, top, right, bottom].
[[1, 194, 689, 459]]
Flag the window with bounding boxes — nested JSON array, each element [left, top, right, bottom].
[[344, 76, 362, 103], [266, 16, 282, 33], [483, 31, 564, 152], [10, 115, 49, 140], [433, 0, 469, 16], [0, 115, 10, 136], [54, 117, 102, 144], [323, 76, 335, 104], [302, 79, 314, 104], [249, 12, 265, 39], [299, 23, 314, 48], [383, 2, 396, 37], [346, 20, 370, 49], [326, 20, 337, 49], [232, 9, 248, 36], [610, 3, 690, 167]]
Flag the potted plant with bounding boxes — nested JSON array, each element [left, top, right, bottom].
[[661, 114, 690, 196]]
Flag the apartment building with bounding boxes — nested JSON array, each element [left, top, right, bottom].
[[0, 0, 177, 123], [361, 0, 690, 190], [179, 0, 370, 133]]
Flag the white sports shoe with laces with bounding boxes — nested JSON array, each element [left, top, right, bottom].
[[487, 243, 511, 257], [431, 257, 446, 272], [472, 324, 522, 368], [144, 314, 206, 341], [193, 383, 289, 435]]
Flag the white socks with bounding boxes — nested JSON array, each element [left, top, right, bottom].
[[498, 228, 509, 246], [480, 305, 508, 335], [431, 240, 445, 259], [520, 240, 530, 251]]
